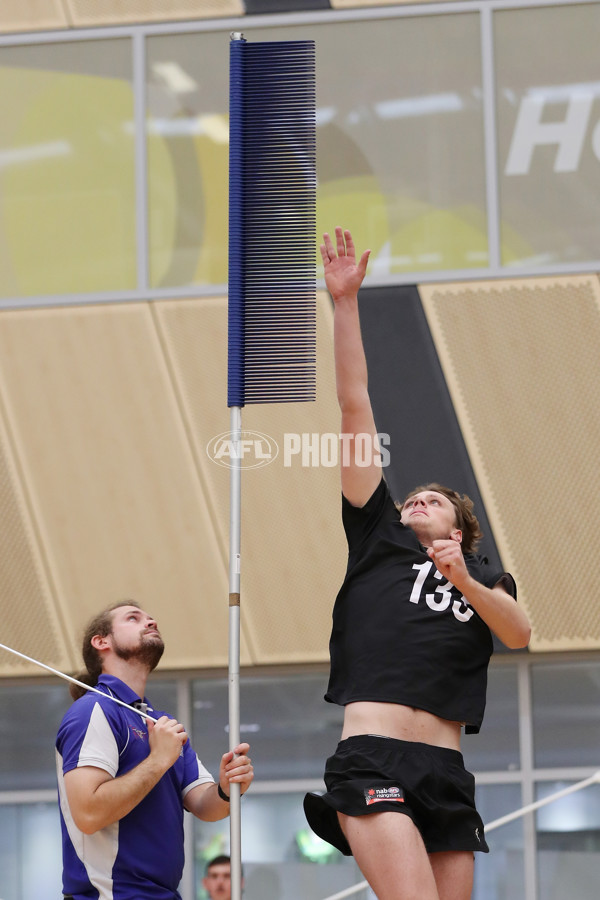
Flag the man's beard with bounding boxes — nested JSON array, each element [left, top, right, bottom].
[[113, 634, 165, 671]]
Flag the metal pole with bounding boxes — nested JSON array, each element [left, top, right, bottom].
[[229, 404, 242, 900]]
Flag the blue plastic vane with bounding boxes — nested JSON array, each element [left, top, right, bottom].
[[228, 37, 317, 407]]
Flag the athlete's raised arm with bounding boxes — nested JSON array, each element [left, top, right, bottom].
[[322, 227, 379, 507]]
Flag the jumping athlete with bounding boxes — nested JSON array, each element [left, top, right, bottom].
[[304, 228, 530, 900], [56, 601, 254, 900]]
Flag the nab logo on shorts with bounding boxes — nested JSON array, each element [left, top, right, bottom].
[[364, 786, 405, 806]]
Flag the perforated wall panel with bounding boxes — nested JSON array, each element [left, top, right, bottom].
[[62, 0, 243, 26], [155, 292, 345, 664], [0, 293, 343, 676], [0, 395, 72, 676], [0, 303, 234, 672], [331, 0, 453, 7], [0, 0, 67, 32], [419, 276, 600, 652]]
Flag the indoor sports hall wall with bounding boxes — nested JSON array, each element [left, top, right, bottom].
[[1, 4, 600, 900], [0, 1, 600, 670]]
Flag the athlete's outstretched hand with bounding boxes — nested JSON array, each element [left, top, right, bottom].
[[320, 227, 370, 303]]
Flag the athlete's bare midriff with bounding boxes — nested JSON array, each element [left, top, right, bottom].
[[341, 701, 463, 751]]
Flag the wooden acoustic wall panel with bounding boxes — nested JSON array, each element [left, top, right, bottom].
[[0, 303, 232, 673], [155, 292, 346, 664], [419, 276, 600, 652], [0, 405, 72, 676], [0, 0, 68, 33], [331, 0, 458, 7], [150, 297, 252, 667], [62, 0, 243, 26]]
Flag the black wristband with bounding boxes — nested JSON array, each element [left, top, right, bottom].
[[217, 783, 230, 802]]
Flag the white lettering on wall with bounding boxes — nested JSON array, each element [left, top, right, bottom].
[[505, 92, 595, 175]]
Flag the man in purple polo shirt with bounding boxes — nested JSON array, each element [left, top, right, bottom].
[[56, 600, 253, 899]]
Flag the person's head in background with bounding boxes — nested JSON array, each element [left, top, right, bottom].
[[203, 855, 245, 900]]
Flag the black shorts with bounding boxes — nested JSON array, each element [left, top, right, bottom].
[[303, 734, 488, 855]]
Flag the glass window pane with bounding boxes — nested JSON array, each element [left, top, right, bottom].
[[0, 802, 62, 900], [191, 672, 341, 782], [531, 661, 600, 768], [0, 39, 135, 298], [147, 13, 487, 289], [145, 676, 179, 719], [0, 679, 177, 793], [21, 802, 63, 898], [495, 5, 600, 266], [314, 14, 487, 276], [146, 32, 229, 290], [193, 792, 365, 900], [0, 804, 18, 898], [463, 663, 520, 773], [473, 783, 525, 900], [0, 682, 68, 790], [536, 781, 600, 900]]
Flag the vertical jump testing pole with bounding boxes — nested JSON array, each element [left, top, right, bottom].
[[227, 33, 244, 900], [227, 31, 316, 900], [228, 397, 242, 899]]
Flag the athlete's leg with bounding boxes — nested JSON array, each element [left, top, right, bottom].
[[338, 811, 440, 900], [429, 851, 474, 900]]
